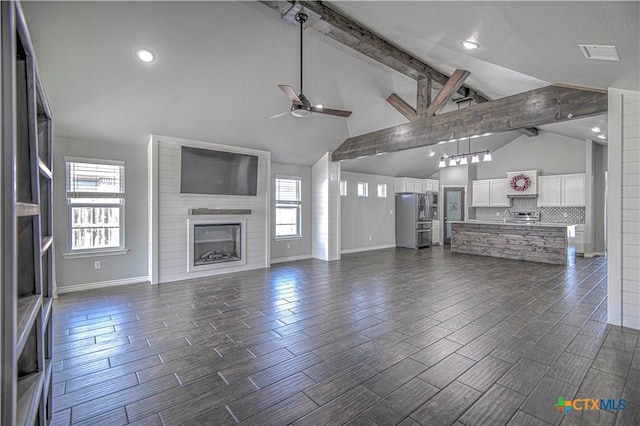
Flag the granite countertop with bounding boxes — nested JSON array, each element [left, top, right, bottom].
[[451, 220, 577, 228]]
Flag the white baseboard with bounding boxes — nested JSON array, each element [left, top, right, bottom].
[[270, 254, 313, 264], [56, 276, 149, 294], [585, 252, 606, 258], [341, 244, 396, 254]]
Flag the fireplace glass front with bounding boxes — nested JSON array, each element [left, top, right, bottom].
[[193, 223, 241, 266]]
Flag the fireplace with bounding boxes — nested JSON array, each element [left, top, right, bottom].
[[194, 223, 241, 265], [188, 217, 247, 272]]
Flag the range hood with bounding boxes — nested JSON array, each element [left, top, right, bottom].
[[506, 170, 538, 197]]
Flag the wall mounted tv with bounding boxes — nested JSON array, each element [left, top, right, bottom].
[[180, 146, 258, 196]]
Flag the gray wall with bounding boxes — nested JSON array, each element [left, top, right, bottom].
[[594, 143, 608, 252], [53, 137, 148, 288], [476, 130, 586, 179], [440, 165, 470, 186], [271, 162, 312, 261], [340, 171, 395, 252]]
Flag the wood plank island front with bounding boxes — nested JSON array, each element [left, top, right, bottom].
[[450, 221, 576, 265]]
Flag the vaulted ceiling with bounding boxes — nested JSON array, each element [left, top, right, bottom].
[[21, 1, 638, 177]]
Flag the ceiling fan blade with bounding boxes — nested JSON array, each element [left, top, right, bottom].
[[278, 85, 303, 106], [310, 106, 352, 117], [265, 110, 290, 120]]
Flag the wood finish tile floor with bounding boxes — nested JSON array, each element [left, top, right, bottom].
[[51, 247, 640, 426]]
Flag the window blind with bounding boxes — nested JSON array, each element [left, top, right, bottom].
[[66, 159, 125, 198], [275, 178, 301, 202]]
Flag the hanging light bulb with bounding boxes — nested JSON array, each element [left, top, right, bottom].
[[471, 154, 480, 163], [459, 156, 468, 165], [483, 150, 492, 162], [439, 158, 447, 168], [448, 157, 457, 167]]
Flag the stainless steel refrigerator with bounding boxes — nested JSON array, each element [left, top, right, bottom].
[[396, 193, 435, 249]]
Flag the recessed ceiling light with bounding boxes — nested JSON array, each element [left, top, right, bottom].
[[136, 48, 155, 63], [429, 152, 435, 157], [315, 104, 324, 109], [591, 127, 601, 133], [462, 40, 479, 50], [597, 134, 607, 140]]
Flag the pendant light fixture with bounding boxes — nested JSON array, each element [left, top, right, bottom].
[[438, 137, 493, 168]]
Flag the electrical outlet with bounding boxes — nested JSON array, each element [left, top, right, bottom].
[[389, 210, 393, 215], [369, 235, 372, 241], [563, 212, 568, 218], [286, 243, 291, 249], [94, 261, 101, 269]]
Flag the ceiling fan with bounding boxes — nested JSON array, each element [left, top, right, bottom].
[[266, 11, 352, 119]]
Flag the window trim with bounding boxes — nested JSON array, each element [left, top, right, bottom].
[[340, 180, 348, 197], [274, 176, 303, 239], [377, 183, 387, 198], [357, 182, 369, 198], [65, 157, 127, 254]]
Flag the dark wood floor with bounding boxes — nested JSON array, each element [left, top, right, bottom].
[[51, 247, 639, 426]]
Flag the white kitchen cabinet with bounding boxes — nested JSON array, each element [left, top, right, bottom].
[[575, 224, 585, 255], [394, 177, 421, 193], [472, 179, 508, 207], [489, 179, 509, 207], [537, 175, 562, 206], [472, 180, 491, 207], [432, 220, 441, 245], [395, 177, 436, 193], [419, 179, 428, 193], [409, 178, 421, 193], [537, 174, 585, 207], [562, 174, 586, 206], [425, 179, 439, 193], [394, 178, 408, 193]]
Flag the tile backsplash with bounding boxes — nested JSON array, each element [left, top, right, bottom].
[[474, 197, 585, 224]]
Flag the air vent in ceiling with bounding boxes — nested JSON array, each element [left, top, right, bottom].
[[578, 44, 620, 61]]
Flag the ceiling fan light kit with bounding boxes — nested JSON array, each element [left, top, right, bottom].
[[266, 10, 352, 120], [291, 106, 312, 118]]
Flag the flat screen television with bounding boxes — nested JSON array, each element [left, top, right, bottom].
[[180, 146, 258, 196]]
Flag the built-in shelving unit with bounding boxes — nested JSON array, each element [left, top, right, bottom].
[[2, 1, 54, 424]]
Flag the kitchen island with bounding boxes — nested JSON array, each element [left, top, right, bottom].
[[450, 221, 575, 265]]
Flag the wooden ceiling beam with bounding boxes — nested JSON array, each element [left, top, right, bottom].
[[425, 69, 470, 117], [386, 93, 417, 121], [258, 0, 487, 103], [416, 78, 432, 119], [331, 85, 607, 161], [259, 1, 538, 136]]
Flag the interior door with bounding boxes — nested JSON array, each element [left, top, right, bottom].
[[443, 187, 465, 245]]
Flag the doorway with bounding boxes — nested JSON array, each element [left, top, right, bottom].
[[443, 187, 465, 245]]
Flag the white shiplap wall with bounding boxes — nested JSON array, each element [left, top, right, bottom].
[[311, 153, 341, 261], [608, 89, 640, 329], [148, 135, 270, 284]]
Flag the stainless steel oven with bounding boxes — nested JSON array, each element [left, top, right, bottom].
[[416, 221, 432, 248]]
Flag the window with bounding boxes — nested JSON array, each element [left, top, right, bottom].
[[357, 182, 368, 197], [275, 177, 302, 238], [340, 180, 347, 197], [65, 158, 125, 253], [377, 183, 387, 198]]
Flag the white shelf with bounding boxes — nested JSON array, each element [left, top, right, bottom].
[[16, 372, 45, 426], [16, 295, 42, 357]]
